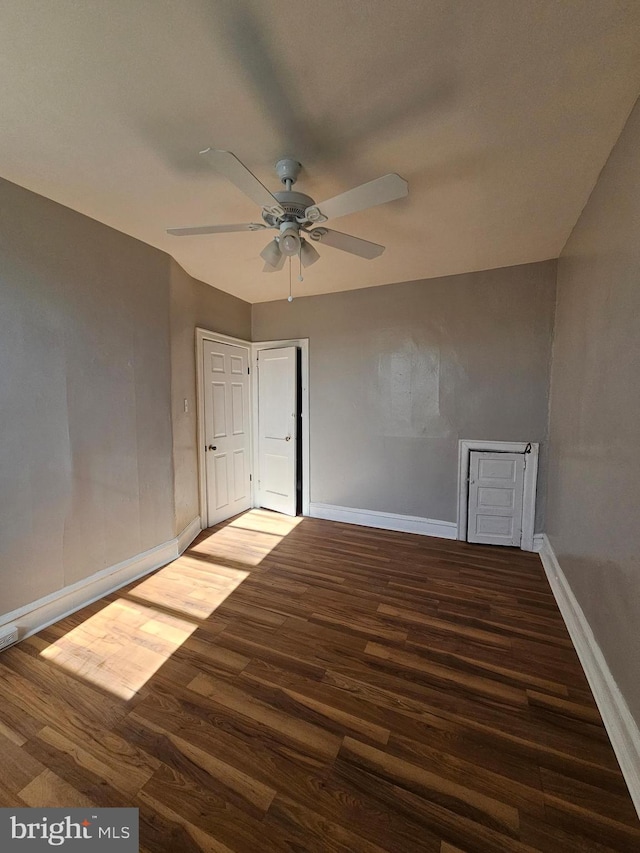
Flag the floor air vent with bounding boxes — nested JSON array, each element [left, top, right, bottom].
[[0, 625, 19, 652]]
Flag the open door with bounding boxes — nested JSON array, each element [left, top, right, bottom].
[[257, 346, 297, 516]]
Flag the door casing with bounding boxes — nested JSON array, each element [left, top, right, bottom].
[[457, 439, 539, 551], [196, 329, 310, 524]]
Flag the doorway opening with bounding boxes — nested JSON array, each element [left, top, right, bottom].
[[252, 338, 310, 518], [196, 331, 310, 527]]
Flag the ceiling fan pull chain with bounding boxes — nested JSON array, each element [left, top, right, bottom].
[[288, 257, 293, 302], [298, 249, 304, 283]]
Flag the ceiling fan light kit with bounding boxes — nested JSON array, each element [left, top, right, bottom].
[[260, 238, 282, 268], [167, 150, 408, 284], [279, 222, 301, 256], [300, 239, 320, 268]]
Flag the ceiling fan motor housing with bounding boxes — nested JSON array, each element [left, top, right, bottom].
[[262, 190, 315, 227]]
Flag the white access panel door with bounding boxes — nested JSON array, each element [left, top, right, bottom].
[[202, 341, 251, 527], [257, 346, 297, 516], [468, 451, 525, 546]]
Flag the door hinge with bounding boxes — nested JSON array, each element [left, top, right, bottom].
[[249, 474, 252, 482], [247, 366, 250, 374]]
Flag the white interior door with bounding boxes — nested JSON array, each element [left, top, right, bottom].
[[257, 346, 297, 516], [468, 451, 525, 546], [203, 340, 251, 527]]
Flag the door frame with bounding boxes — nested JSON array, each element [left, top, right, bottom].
[[195, 328, 253, 527], [457, 439, 539, 551], [251, 338, 310, 516]]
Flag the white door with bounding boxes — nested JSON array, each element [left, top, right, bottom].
[[468, 451, 525, 546], [257, 347, 297, 516], [202, 340, 251, 527]]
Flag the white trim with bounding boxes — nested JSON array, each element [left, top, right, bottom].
[[539, 534, 640, 818], [0, 516, 201, 646], [195, 328, 253, 528], [532, 533, 544, 553], [252, 338, 310, 517], [177, 515, 201, 554], [457, 439, 539, 551], [309, 503, 457, 539]]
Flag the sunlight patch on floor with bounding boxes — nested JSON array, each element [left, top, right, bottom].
[[40, 598, 197, 700], [127, 559, 249, 619], [227, 511, 303, 536], [188, 510, 303, 567], [38, 510, 296, 699]]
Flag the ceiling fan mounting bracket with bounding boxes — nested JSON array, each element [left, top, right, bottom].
[[275, 158, 302, 186]]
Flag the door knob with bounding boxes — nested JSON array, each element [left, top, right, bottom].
[[285, 436, 291, 442], [208, 445, 217, 451]]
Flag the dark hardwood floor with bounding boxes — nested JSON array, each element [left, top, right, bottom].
[[1, 509, 639, 851]]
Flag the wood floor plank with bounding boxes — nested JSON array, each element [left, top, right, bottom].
[[333, 758, 537, 853], [32, 724, 157, 797], [364, 640, 530, 707], [403, 637, 571, 697], [0, 509, 636, 852], [378, 603, 513, 648], [540, 766, 640, 827], [339, 736, 520, 836], [186, 671, 342, 762], [136, 790, 237, 853], [0, 731, 47, 796], [18, 769, 95, 808], [386, 731, 546, 819], [263, 795, 398, 853]]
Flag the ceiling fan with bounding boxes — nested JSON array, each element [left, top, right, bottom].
[[166, 150, 408, 272]]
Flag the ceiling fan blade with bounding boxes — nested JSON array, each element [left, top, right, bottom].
[[167, 222, 265, 236], [306, 173, 408, 222], [200, 149, 284, 217], [308, 228, 385, 260]]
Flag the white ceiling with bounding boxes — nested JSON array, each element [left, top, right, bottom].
[[1, 1, 639, 303]]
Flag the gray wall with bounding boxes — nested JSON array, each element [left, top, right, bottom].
[[253, 261, 557, 529], [169, 260, 251, 533], [547, 98, 640, 721], [0, 178, 174, 614], [0, 178, 251, 619]]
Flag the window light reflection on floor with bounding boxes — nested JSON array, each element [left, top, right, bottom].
[[39, 509, 302, 700], [187, 511, 303, 568]]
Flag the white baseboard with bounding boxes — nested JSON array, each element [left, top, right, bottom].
[[0, 516, 202, 647], [309, 502, 457, 539], [177, 515, 202, 554], [539, 534, 640, 818]]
